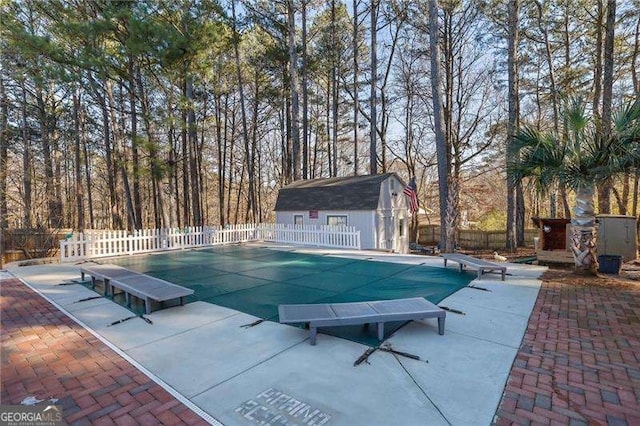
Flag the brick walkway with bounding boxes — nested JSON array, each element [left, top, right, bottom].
[[494, 273, 640, 426], [0, 276, 210, 425]]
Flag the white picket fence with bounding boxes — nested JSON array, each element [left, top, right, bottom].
[[59, 224, 257, 262], [59, 223, 360, 262], [258, 223, 361, 250]]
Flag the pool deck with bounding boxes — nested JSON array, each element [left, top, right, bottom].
[[3, 244, 547, 425]]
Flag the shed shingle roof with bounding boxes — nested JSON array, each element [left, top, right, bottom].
[[274, 173, 402, 211]]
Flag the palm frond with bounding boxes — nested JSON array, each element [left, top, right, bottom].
[[611, 97, 640, 170], [564, 97, 589, 135], [509, 126, 566, 195]]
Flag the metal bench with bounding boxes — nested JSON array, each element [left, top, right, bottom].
[[441, 253, 506, 281], [278, 297, 445, 345], [80, 264, 194, 314]]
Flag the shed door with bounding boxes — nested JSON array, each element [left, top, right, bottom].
[[391, 214, 406, 252]]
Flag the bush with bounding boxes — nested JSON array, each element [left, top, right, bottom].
[[477, 210, 507, 231]]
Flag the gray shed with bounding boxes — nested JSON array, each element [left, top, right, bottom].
[[274, 173, 410, 253]]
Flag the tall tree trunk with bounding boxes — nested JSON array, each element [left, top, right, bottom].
[[593, 0, 604, 127], [35, 87, 61, 228], [557, 0, 572, 220], [632, 13, 639, 95], [199, 106, 208, 225], [428, 0, 451, 251], [232, 0, 257, 221], [0, 74, 8, 231], [370, 0, 378, 175], [332, 63, 339, 178], [73, 88, 84, 231], [136, 69, 168, 228], [186, 76, 202, 226], [561, 186, 571, 219], [52, 123, 63, 226], [95, 80, 120, 229], [549, 193, 557, 218], [20, 80, 32, 228], [279, 100, 286, 182], [215, 93, 226, 225], [535, 2, 559, 136], [312, 106, 319, 177], [81, 107, 94, 229], [106, 81, 129, 229], [235, 163, 244, 224], [285, 94, 292, 182], [302, 0, 309, 179], [114, 82, 137, 231], [598, 0, 616, 214], [166, 96, 179, 228], [168, 124, 178, 227], [508, 50, 525, 243], [442, 10, 453, 171], [404, 85, 418, 241], [226, 102, 236, 224], [632, 168, 639, 216], [620, 173, 630, 214], [129, 60, 142, 229], [516, 176, 525, 245], [330, 0, 339, 178], [222, 94, 230, 222], [251, 71, 261, 219], [256, 146, 264, 221], [353, 0, 359, 175], [378, 15, 404, 176], [506, 0, 520, 251], [287, 0, 301, 181], [326, 74, 332, 176], [181, 85, 190, 227]]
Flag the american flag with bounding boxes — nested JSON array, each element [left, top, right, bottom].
[[403, 177, 419, 215]]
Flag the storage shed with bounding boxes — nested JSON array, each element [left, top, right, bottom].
[[597, 215, 638, 261], [274, 173, 410, 253]]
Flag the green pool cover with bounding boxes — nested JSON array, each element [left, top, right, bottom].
[[106, 245, 474, 346]]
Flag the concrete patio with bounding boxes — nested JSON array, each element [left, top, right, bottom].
[[3, 244, 546, 425]]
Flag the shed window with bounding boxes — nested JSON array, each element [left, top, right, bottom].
[[327, 215, 348, 227], [294, 215, 303, 226]]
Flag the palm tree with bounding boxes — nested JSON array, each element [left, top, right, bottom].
[[510, 97, 640, 275]]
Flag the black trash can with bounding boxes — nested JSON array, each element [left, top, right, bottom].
[[598, 254, 622, 274]]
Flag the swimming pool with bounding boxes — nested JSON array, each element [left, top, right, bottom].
[[104, 245, 474, 345]]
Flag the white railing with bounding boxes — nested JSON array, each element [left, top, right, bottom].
[[258, 223, 361, 250], [60, 223, 361, 262]]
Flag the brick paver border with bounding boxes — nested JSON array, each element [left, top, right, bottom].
[[494, 273, 640, 426], [1, 275, 212, 425]]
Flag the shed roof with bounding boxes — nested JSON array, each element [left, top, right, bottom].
[[274, 173, 403, 211]]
